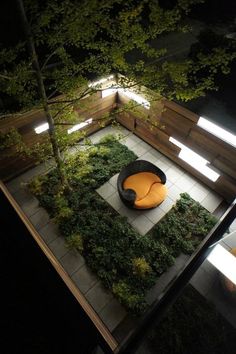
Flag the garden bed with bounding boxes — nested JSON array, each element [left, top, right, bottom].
[[29, 135, 217, 314]]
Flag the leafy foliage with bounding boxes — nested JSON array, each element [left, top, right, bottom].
[[29, 137, 218, 314], [1, 0, 235, 114], [150, 193, 217, 255]]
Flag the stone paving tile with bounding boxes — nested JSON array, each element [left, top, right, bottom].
[[108, 173, 119, 187], [106, 192, 123, 211], [6, 176, 24, 194], [144, 207, 165, 224], [86, 282, 113, 314], [118, 204, 142, 223], [139, 151, 159, 164], [128, 143, 150, 157], [201, 192, 223, 213], [159, 196, 175, 213], [96, 182, 116, 200], [131, 214, 154, 235], [168, 184, 184, 201], [12, 188, 39, 216], [48, 236, 68, 259], [159, 155, 172, 166], [174, 173, 197, 192], [120, 135, 139, 149], [155, 159, 170, 172], [165, 166, 185, 184], [59, 249, 85, 276], [188, 183, 209, 203], [39, 221, 60, 244], [148, 148, 163, 160], [29, 207, 50, 230], [137, 140, 152, 152], [100, 298, 127, 332], [72, 265, 98, 294], [146, 277, 167, 305]]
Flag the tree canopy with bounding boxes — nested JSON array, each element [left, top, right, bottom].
[[1, 0, 235, 113], [0, 0, 235, 185]]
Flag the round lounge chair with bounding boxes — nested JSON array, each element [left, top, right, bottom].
[[117, 160, 167, 209]]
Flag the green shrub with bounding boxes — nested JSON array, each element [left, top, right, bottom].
[[28, 175, 45, 196], [112, 280, 147, 314], [66, 233, 84, 253], [132, 257, 152, 278]]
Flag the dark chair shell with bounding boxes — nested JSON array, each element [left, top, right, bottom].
[[117, 159, 166, 208]]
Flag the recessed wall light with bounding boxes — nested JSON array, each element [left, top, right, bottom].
[[198, 117, 236, 148]]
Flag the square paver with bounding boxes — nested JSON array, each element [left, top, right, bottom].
[[166, 166, 184, 184], [159, 196, 175, 213], [60, 249, 85, 276], [48, 236, 68, 259], [96, 182, 116, 200], [118, 204, 142, 223], [128, 143, 150, 157], [131, 214, 154, 235], [201, 192, 223, 213], [39, 221, 60, 243], [168, 184, 184, 201], [100, 298, 127, 332], [144, 207, 165, 224], [188, 183, 209, 203], [108, 173, 119, 187], [86, 282, 113, 313], [72, 265, 98, 294], [29, 207, 50, 230], [106, 192, 124, 211]]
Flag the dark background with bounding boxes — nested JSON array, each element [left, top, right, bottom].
[[0, 191, 99, 354]]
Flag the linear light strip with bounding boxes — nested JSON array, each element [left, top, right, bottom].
[[35, 118, 93, 135], [102, 87, 150, 109], [35, 122, 49, 134], [198, 117, 236, 148], [207, 244, 236, 285], [169, 136, 220, 182], [89, 75, 114, 88], [67, 118, 93, 134]]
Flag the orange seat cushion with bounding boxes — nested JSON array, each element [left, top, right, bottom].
[[134, 183, 167, 209], [123, 172, 161, 201]]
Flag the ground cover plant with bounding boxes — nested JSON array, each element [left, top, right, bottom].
[[29, 135, 217, 314], [145, 285, 236, 354]]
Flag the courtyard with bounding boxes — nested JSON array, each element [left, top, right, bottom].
[[5, 123, 235, 350]]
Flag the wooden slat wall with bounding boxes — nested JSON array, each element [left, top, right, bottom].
[[116, 97, 236, 203], [0, 92, 116, 180]]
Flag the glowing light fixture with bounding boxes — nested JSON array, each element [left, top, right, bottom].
[[207, 244, 236, 285], [102, 87, 150, 109], [101, 88, 117, 98], [67, 118, 93, 134], [35, 122, 49, 134], [89, 75, 114, 88], [198, 117, 236, 148], [118, 88, 150, 109], [169, 136, 220, 182]]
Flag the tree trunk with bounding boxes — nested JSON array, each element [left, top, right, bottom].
[[17, 0, 69, 188]]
